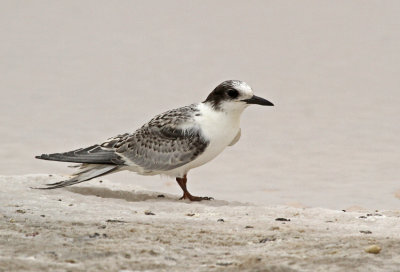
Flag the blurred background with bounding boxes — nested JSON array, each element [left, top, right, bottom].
[[1, 0, 399, 209]]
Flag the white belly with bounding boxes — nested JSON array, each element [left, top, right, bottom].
[[165, 103, 242, 177]]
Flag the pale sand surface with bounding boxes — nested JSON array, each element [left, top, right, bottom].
[[1, 175, 400, 272]]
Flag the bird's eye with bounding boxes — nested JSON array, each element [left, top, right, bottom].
[[227, 89, 239, 98]]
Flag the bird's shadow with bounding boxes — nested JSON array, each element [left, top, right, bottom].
[[65, 186, 244, 206], [65, 186, 175, 202]]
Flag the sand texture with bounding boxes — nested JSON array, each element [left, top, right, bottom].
[[1, 1, 400, 209], [1, 175, 399, 272]]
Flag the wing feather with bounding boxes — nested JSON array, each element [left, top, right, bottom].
[[36, 104, 208, 172], [104, 104, 209, 171], [35, 145, 125, 165]]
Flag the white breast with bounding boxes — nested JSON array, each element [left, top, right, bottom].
[[165, 103, 242, 177], [196, 103, 241, 149]]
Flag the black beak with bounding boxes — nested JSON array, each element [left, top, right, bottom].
[[242, 95, 274, 106]]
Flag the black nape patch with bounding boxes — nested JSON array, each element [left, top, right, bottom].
[[204, 80, 241, 110]]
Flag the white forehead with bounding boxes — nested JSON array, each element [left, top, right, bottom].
[[231, 80, 253, 96]]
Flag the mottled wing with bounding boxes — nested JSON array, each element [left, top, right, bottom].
[[101, 104, 209, 172]]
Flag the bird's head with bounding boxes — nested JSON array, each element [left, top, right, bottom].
[[204, 80, 274, 113]]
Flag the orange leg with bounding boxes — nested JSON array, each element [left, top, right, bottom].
[[176, 175, 213, 201]]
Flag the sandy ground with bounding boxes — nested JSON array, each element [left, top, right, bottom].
[[1, 175, 400, 272]]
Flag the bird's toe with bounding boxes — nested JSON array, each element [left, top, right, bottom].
[[179, 194, 213, 201]]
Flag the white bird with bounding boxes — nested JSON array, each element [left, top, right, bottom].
[[35, 80, 274, 201]]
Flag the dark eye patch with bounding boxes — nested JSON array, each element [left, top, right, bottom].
[[227, 89, 239, 98]]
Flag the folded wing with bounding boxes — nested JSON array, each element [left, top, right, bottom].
[[35, 144, 125, 165]]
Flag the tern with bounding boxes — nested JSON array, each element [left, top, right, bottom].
[[35, 80, 274, 201]]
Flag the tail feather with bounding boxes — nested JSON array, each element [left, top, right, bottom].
[[35, 145, 125, 165], [34, 164, 119, 189]]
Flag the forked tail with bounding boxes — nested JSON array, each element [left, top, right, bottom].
[[35, 144, 125, 189], [34, 164, 120, 189]]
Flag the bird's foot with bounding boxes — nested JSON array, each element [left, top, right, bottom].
[[179, 193, 213, 201]]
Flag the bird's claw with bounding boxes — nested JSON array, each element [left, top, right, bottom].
[[179, 194, 213, 201]]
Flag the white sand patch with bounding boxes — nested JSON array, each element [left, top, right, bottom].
[[1, 175, 399, 272]]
